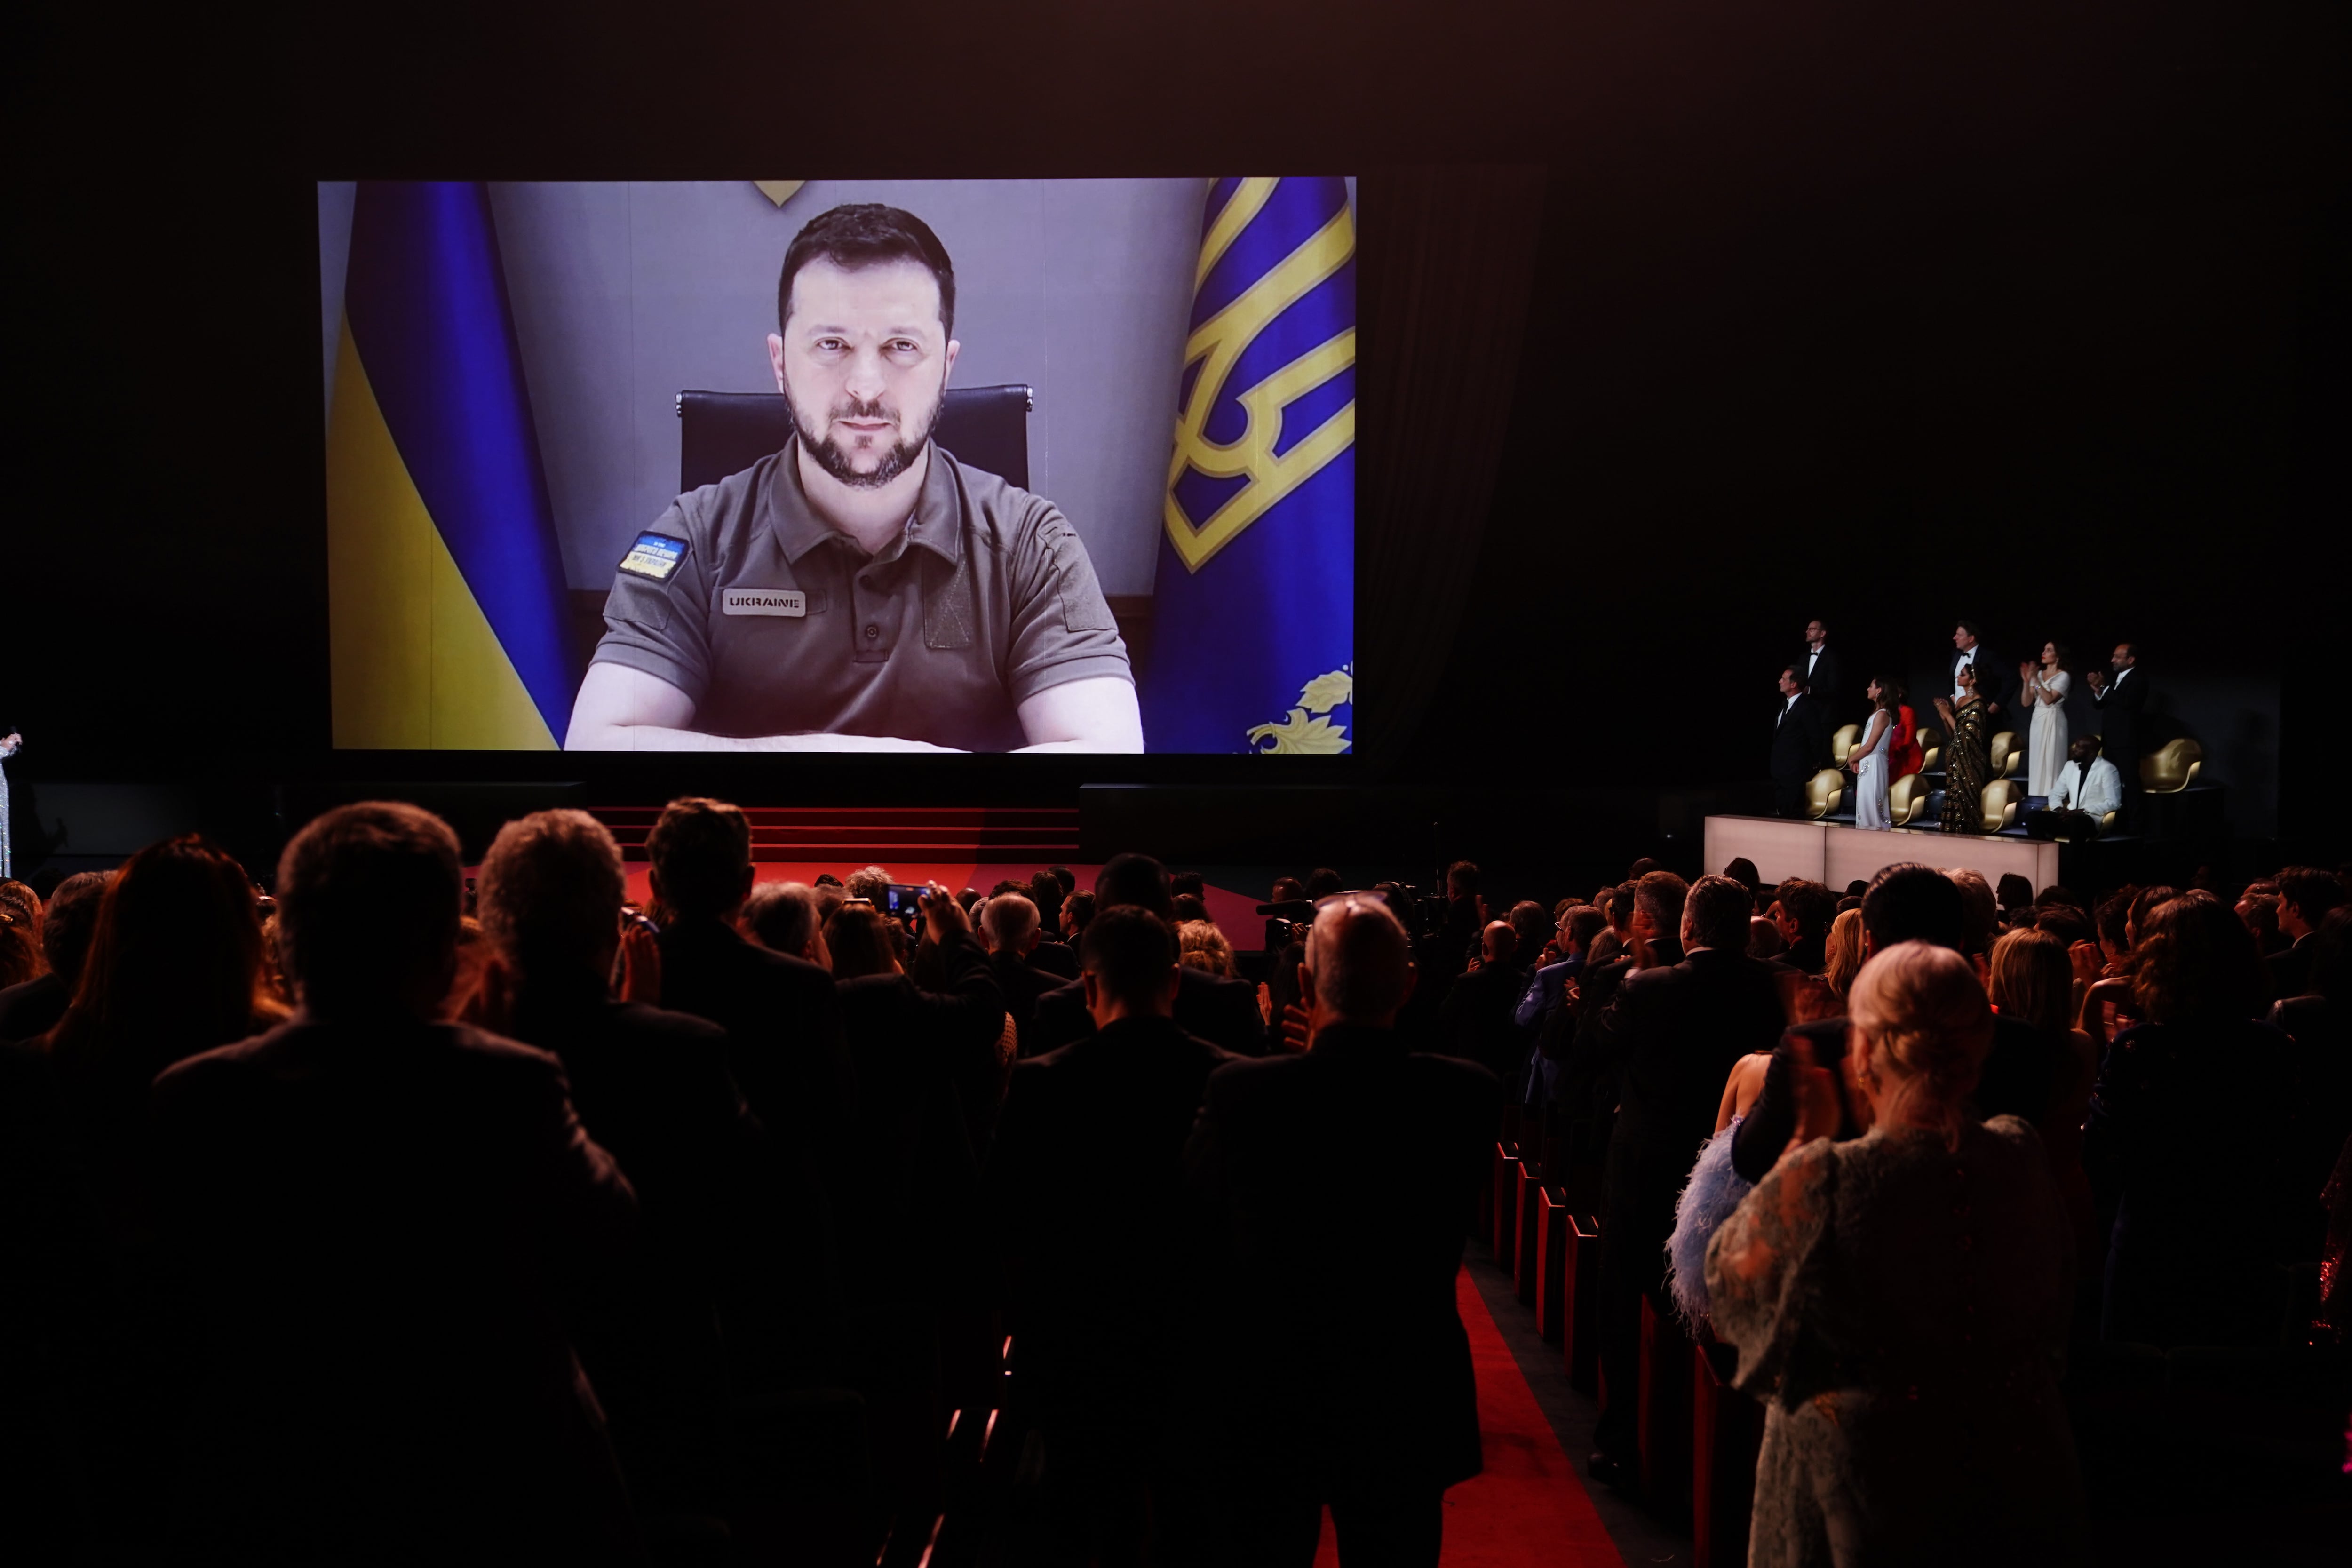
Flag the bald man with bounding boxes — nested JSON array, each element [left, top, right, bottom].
[[1177, 896, 1501, 1567]]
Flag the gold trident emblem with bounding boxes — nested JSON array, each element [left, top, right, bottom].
[[1163, 178, 1356, 574]]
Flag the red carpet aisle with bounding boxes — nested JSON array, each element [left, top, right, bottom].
[[1316, 1268, 1628, 1566]]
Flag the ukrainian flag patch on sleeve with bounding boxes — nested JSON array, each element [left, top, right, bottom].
[[618, 531, 688, 583]]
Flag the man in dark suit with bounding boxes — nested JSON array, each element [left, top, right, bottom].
[[1949, 619, 2014, 724], [987, 906, 1240, 1566], [1799, 617, 1846, 724], [149, 803, 641, 1564], [0, 869, 107, 1042], [2085, 641, 2148, 832], [1767, 877, 1836, 976], [1440, 919, 1533, 1088], [2268, 867, 2349, 1001], [1770, 663, 1830, 817], [1030, 854, 1265, 1057], [1585, 875, 1785, 1486], [979, 891, 1067, 1056], [476, 808, 786, 1513], [1177, 894, 1499, 1566]]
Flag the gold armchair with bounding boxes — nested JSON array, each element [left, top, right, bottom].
[[1917, 725, 1943, 773], [1804, 769, 1846, 820], [1889, 771, 1930, 827], [2140, 738, 2203, 794], [1831, 724, 1861, 766], [1979, 778, 2022, 833], [1987, 730, 2024, 779]]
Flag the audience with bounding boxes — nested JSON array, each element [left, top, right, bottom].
[[985, 906, 1240, 1564], [1177, 894, 1500, 1566], [151, 804, 640, 1562], [2084, 890, 2297, 1344], [1706, 941, 2084, 1565], [0, 868, 108, 1041], [1584, 873, 1784, 1488], [8, 794, 2344, 1564]]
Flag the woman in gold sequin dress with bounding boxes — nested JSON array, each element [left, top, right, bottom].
[[1933, 662, 1990, 835]]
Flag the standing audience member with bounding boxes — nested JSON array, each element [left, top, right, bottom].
[[1948, 620, 2013, 722], [1176, 918, 1239, 979], [981, 891, 1064, 1056], [1440, 920, 1531, 1087], [1178, 895, 1499, 1567], [1030, 855, 1264, 1058], [1585, 873, 1784, 1487], [741, 879, 831, 968], [986, 907, 1239, 1566], [1851, 677, 1896, 830], [473, 809, 773, 1517], [0, 868, 109, 1041], [1988, 927, 2100, 1267], [2084, 891, 2297, 1345], [2268, 866, 2347, 1001], [149, 803, 640, 1563], [1821, 907, 1866, 1002], [1706, 941, 2084, 1567], [2268, 907, 2352, 1259], [1769, 878, 1836, 975], [2018, 641, 2072, 797], [1797, 618, 1843, 724], [0, 880, 39, 988], [1934, 660, 1993, 834], [1028, 869, 1079, 978], [2084, 642, 2147, 830]]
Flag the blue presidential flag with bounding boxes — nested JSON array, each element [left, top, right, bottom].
[[1141, 177, 1355, 754]]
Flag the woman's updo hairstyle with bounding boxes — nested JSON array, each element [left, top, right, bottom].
[[1847, 939, 1994, 1138]]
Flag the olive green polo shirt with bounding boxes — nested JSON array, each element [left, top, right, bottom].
[[591, 438, 1133, 751]]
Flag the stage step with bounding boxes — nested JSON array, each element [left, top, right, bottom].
[[588, 804, 1081, 862]]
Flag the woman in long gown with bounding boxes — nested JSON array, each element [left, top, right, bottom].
[[1885, 680, 1923, 784], [2018, 642, 2072, 797], [1705, 941, 2086, 1567], [1934, 661, 1991, 834], [1851, 678, 1896, 830]]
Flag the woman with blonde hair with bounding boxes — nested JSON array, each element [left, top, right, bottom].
[[1176, 918, 1238, 980], [1820, 906, 1865, 1002], [1706, 941, 2085, 1566], [1989, 926, 2099, 1266]]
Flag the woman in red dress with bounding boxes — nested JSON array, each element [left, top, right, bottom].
[[1885, 677, 1924, 782]]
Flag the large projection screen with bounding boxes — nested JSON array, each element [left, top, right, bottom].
[[318, 178, 1357, 756]]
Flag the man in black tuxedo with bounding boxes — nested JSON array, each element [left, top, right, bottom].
[[2085, 641, 2148, 832], [1771, 663, 1831, 817], [1176, 894, 1499, 1567], [149, 803, 641, 1563], [987, 906, 1240, 1566], [1950, 620, 2014, 723], [1585, 874, 1785, 1486], [1799, 617, 1846, 724], [1029, 854, 1265, 1057]]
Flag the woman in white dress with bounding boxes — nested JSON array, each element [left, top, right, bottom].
[[2018, 642, 2071, 798], [1852, 678, 1896, 830]]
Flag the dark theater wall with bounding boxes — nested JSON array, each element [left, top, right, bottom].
[[8, 1, 2345, 854]]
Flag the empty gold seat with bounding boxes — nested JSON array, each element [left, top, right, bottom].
[[2140, 738, 2203, 794], [1804, 769, 1845, 820], [1987, 730, 2024, 779], [1888, 772, 1929, 827], [1916, 724, 1943, 773], [1979, 778, 2022, 833], [1832, 724, 1861, 766]]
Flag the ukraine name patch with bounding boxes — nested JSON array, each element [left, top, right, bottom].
[[618, 531, 688, 582]]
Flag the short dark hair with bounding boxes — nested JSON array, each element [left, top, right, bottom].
[[1446, 860, 1480, 896], [2094, 886, 2136, 951], [1169, 871, 1206, 899], [1563, 905, 1607, 953], [1860, 863, 1965, 953], [2034, 904, 2091, 950], [1956, 619, 1982, 639], [277, 802, 462, 1013], [1780, 664, 1809, 692], [1027, 868, 1066, 922], [1047, 865, 1077, 895], [2067, 735, 2103, 766], [1305, 867, 1344, 900], [1774, 879, 1836, 941], [1063, 890, 1097, 931], [777, 203, 956, 340], [645, 797, 753, 919], [1996, 873, 2034, 913], [1634, 870, 1690, 939], [1096, 853, 1175, 920], [825, 904, 898, 980], [1081, 905, 1177, 1011], [2276, 866, 2348, 927], [1610, 881, 1640, 934], [1684, 874, 1753, 952], [1723, 857, 1762, 894]]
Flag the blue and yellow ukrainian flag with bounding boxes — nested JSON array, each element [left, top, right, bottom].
[[326, 181, 572, 749], [1141, 177, 1355, 754]]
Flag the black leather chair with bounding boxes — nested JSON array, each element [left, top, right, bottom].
[[676, 385, 1033, 493]]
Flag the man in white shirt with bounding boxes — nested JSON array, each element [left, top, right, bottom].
[[2028, 736, 2122, 838]]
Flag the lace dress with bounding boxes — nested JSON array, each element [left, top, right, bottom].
[[1704, 1120, 2086, 1566]]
